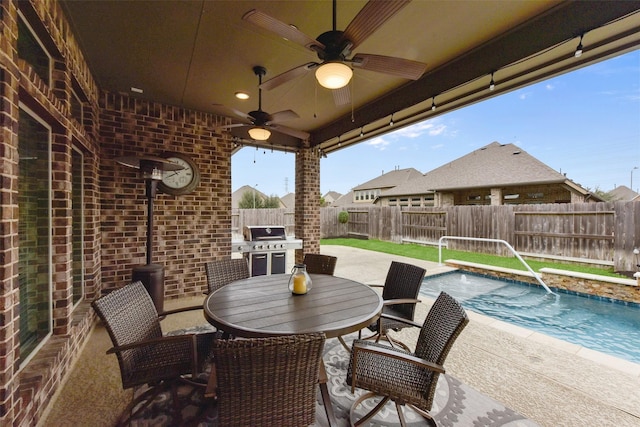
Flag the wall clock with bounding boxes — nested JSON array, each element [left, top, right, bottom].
[[157, 152, 200, 195]]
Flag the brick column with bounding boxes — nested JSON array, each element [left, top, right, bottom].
[[294, 147, 320, 263]]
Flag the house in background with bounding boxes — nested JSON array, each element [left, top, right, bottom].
[[323, 191, 342, 206], [350, 167, 423, 205], [607, 185, 639, 201], [331, 191, 356, 208], [232, 185, 285, 209], [280, 192, 295, 208], [376, 142, 601, 207]]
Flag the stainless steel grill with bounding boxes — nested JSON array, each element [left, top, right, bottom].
[[232, 226, 303, 276]]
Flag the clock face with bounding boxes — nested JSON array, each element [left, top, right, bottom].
[[158, 153, 200, 195]]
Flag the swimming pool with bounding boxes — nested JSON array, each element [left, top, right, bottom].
[[420, 271, 640, 364]]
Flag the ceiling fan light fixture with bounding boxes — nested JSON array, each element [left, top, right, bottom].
[[248, 127, 271, 140], [315, 62, 353, 89], [235, 91, 250, 100]]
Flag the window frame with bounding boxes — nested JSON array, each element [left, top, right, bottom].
[[17, 103, 53, 368]]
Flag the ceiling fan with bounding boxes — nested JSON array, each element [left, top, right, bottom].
[[221, 66, 309, 141], [242, 0, 428, 93]]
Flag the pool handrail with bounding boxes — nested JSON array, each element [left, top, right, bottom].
[[438, 236, 555, 294]]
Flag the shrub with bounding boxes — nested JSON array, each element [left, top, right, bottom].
[[338, 211, 349, 224]]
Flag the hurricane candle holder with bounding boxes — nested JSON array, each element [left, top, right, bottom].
[[289, 263, 312, 295]]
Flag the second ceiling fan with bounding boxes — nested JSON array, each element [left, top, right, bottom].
[[243, 0, 428, 92], [222, 66, 309, 141]]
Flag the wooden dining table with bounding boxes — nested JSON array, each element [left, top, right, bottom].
[[203, 273, 383, 426]]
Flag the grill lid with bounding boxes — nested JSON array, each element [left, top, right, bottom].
[[243, 226, 287, 241]]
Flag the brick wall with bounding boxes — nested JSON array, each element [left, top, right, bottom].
[[99, 92, 233, 298], [0, 0, 21, 421], [0, 0, 106, 423]]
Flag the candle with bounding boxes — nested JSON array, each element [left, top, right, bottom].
[[293, 274, 307, 294]]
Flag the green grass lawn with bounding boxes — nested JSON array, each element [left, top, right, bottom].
[[321, 238, 627, 279]]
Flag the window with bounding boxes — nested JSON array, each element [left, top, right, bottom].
[[18, 13, 51, 85], [18, 107, 52, 364], [72, 147, 84, 305]]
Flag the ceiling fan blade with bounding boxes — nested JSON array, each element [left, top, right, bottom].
[[332, 86, 350, 106], [351, 53, 427, 80], [268, 109, 300, 123], [342, 0, 411, 50], [211, 104, 254, 122], [260, 62, 318, 91], [242, 9, 323, 51], [220, 123, 249, 129], [269, 124, 310, 140]]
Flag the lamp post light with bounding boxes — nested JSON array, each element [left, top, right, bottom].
[[632, 166, 638, 192], [253, 184, 258, 209]]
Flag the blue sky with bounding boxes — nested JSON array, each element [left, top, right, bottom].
[[232, 49, 640, 197]]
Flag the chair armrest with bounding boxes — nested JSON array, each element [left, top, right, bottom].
[[383, 298, 422, 306], [106, 333, 196, 354], [379, 312, 421, 329], [159, 304, 202, 317], [353, 340, 445, 374]]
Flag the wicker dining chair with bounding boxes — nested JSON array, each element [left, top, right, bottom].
[[360, 261, 426, 350], [210, 333, 326, 427], [303, 253, 338, 275], [205, 257, 250, 294], [347, 292, 469, 427], [91, 281, 217, 425]]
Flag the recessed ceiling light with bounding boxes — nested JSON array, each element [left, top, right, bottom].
[[235, 91, 250, 100], [130, 87, 143, 94]]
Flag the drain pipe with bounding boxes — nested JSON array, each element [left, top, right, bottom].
[[438, 236, 555, 294]]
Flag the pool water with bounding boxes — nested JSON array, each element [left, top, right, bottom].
[[420, 271, 640, 364]]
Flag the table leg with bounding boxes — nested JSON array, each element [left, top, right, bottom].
[[318, 361, 336, 427], [337, 335, 351, 352]]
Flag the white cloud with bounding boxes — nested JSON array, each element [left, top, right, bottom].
[[393, 119, 449, 138], [545, 84, 554, 90], [366, 136, 391, 150], [428, 123, 447, 136]]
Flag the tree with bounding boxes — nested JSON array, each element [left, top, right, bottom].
[[589, 186, 615, 202], [263, 195, 281, 208], [238, 190, 264, 209]]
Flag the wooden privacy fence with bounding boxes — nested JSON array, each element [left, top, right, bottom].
[[234, 202, 639, 272]]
